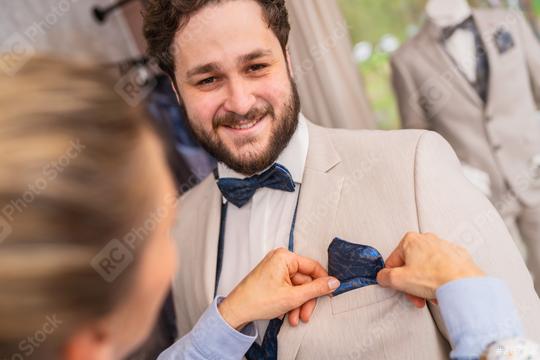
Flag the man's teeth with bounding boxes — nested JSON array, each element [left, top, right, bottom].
[[229, 119, 258, 130]]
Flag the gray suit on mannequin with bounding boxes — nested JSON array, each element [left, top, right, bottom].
[[391, 6, 540, 292]]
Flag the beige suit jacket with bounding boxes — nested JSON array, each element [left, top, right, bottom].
[[171, 122, 540, 359], [391, 9, 540, 207]]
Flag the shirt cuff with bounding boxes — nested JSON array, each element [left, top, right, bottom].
[[190, 296, 257, 360], [436, 277, 523, 359]]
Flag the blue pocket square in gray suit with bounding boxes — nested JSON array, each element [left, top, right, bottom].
[[328, 238, 385, 296], [494, 28, 515, 54]]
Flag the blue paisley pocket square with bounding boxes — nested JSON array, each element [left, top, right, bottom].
[[328, 238, 385, 296], [494, 28, 514, 54]]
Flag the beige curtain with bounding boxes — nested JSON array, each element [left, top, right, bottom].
[[286, 0, 376, 129], [0, 0, 141, 64]]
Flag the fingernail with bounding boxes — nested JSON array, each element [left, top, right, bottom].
[[328, 278, 340, 290]]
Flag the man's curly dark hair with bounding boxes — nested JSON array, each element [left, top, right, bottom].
[[143, 0, 290, 85]]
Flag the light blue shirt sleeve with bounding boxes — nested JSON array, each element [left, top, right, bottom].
[[157, 296, 257, 360], [436, 277, 524, 359]]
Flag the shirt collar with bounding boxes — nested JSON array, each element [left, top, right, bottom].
[[217, 113, 309, 185], [424, 12, 477, 42]]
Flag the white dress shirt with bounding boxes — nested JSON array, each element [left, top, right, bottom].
[[216, 115, 309, 344], [445, 29, 477, 83], [426, 4, 476, 83]]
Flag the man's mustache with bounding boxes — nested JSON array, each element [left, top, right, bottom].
[[213, 104, 274, 128]]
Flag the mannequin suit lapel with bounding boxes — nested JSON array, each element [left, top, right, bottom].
[[416, 18, 484, 108]]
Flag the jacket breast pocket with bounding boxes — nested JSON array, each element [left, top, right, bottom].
[[330, 285, 398, 315]]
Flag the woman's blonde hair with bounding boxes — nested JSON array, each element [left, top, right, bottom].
[[0, 56, 162, 358]]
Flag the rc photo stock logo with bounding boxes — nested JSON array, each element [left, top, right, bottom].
[[114, 60, 160, 107], [91, 239, 134, 283], [0, 33, 35, 77], [0, 216, 13, 244], [0, 0, 82, 77], [409, 71, 453, 120], [1, 314, 63, 360], [91, 193, 176, 282]]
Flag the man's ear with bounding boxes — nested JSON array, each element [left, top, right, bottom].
[[285, 48, 295, 79], [63, 323, 114, 360]]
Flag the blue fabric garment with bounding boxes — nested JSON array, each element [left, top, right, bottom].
[[157, 297, 257, 360], [146, 75, 216, 185], [494, 28, 515, 54], [245, 317, 283, 360], [437, 277, 524, 360], [217, 163, 295, 208], [327, 238, 385, 296]]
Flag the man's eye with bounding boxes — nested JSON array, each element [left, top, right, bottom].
[[248, 64, 267, 72], [198, 77, 216, 86]]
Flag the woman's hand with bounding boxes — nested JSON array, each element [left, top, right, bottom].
[[218, 248, 340, 329], [377, 232, 485, 308]]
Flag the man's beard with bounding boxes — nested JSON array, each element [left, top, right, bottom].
[[183, 79, 301, 176]]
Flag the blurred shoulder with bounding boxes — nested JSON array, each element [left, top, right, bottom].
[[311, 123, 436, 165], [391, 24, 428, 63], [322, 125, 429, 151]]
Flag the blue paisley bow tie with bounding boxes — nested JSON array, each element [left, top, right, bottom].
[[217, 163, 296, 208]]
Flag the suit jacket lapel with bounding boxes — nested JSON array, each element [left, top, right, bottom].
[[473, 10, 498, 115], [173, 175, 221, 334], [278, 121, 344, 359], [417, 20, 483, 108], [196, 177, 222, 309]]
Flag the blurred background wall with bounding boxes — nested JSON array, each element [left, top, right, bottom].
[[286, 0, 376, 129], [0, 0, 142, 63]]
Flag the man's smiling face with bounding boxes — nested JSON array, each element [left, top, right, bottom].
[[173, 0, 300, 175]]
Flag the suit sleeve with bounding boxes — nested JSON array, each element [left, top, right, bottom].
[[412, 131, 540, 343], [516, 11, 540, 107], [390, 56, 430, 130]]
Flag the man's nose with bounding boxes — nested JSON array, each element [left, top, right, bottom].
[[223, 79, 256, 116]]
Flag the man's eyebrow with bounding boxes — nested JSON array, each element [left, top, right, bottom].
[[238, 49, 273, 64], [186, 49, 273, 78], [186, 63, 221, 79]]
